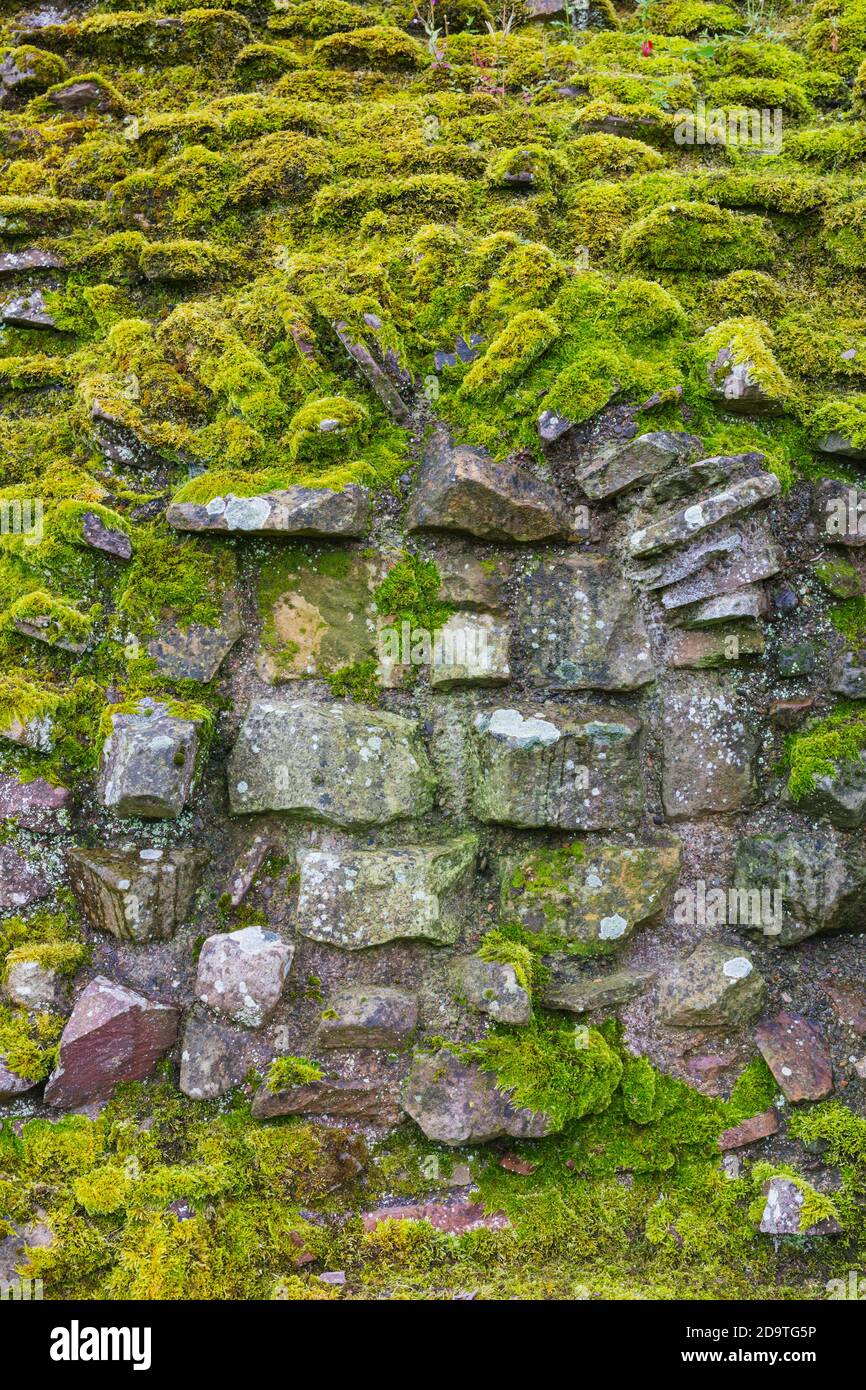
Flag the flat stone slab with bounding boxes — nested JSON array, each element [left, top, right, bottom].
[[361, 1201, 509, 1235], [0, 248, 63, 276], [0, 1058, 37, 1101], [44, 977, 179, 1109], [79, 509, 132, 560], [149, 591, 243, 683], [0, 773, 69, 830], [574, 431, 701, 499], [0, 844, 51, 910], [256, 547, 376, 683], [755, 1012, 834, 1102], [98, 698, 200, 820], [229, 699, 435, 825], [316, 986, 418, 1047], [407, 439, 575, 543], [502, 839, 681, 948], [628, 473, 780, 557], [661, 674, 757, 819], [541, 964, 656, 1014], [665, 625, 764, 669], [658, 942, 766, 1027], [471, 705, 642, 830], [166, 485, 370, 537], [251, 1077, 400, 1124], [403, 1047, 552, 1146], [297, 835, 477, 948], [718, 1109, 779, 1150], [518, 554, 654, 692], [823, 982, 866, 1037], [68, 845, 208, 943], [1, 289, 56, 329], [195, 926, 294, 1027]]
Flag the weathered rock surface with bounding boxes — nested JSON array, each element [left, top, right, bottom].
[[68, 845, 207, 942], [706, 348, 785, 416], [502, 839, 681, 948], [471, 705, 642, 829], [297, 836, 477, 948], [361, 1200, 509, 1234], [451, 956, 532, 1025], [98, 698, 200, 819], [79, 508, 132, 559], [518, 554, 654, 691], [0, 248, 63, 276], [759, 1177, 841, 1236], [790, 751, 866, 829], [661, 674, 757, 819], [4, 954, 67, 1011], [166, 485, 370, 537], [229, 699, 435, 824], [628, 473, 780, 557], [407, 439, 575, 543], [0, 1059, 36, 1101], [179, 1015, 251, 1100], [734, 826, 866, 944], [574, 431, 701, 499], [257, 548, 376, 683], [823, 982, 866, 1037], [195, 926, 294, 1027], [429, 611, 511, 688], [718, 1109, 779, 1150], [252, 1077, 400, 1123], [0, 845, 51, 910], [541, 964, 656, 1014], [403, 1048, 552, 1146], [316, 986, 418, 1048], [658, 943, 766, 1027], [1, 289, 57, 329], [44, 977, 179, 1108], [0, 774, 69, 830], [149, 591, 243, 683], [755, 1012, 834, 1102]]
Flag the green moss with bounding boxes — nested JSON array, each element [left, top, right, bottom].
[[313, 26, 426, 71], [458, 310, 558, 398], [477, 927, 542, 995], [4, 941, 89, 980], [621, 202, 778, 273], [116, 527, 233, 636], [325, 658, 380, 705], [466, 1019, 623, 1129], [266, 1056, 324, 1093], [782, 705, 866, 799], [815, 557, 863, 599], [702, 317, 792, 409], [0, 671, 59, 743], [1, 589, 93, 650], [284, 395, 369, 464], [824, 196, 866, 270], [645, 0, 743, 34], [0, 1003, 63, 1081], [373, 553, 451, 632]]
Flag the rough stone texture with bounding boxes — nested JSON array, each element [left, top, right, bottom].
[[0, 845, 51, 910], [0, 1059, 36, 1101], [407, 437, 575, 543], [502, 839, 681, 948], [541, 964, 656, 1014], [166, 485, 371, 537], [734, 827, 866, 945], [195, 926, 294, 1027], [5, 955, 67, 1010], [252, 1078, 400, 1124], [44, 977, 179, 1108], [628, 473, 780, 557], [792, 752, 866, 829], [471, 705, 642, 829], [1, 288, 56, 329], [759, 1177, 841, 1236], [658, 943, 767, 1027], [149, 591, 243, 683], [706, 349, 785, 416], [451, 955, 532, 1024], [518, 554, 654, 691], [755, 1012, 834, 1102], [661, 674, 757, 819], [229, 699, 435, 824], [297, 836, 477, 949], [257, 549, 376, 683], [574, 431, 701, 499], [718, 1109, 779, 1150], [0, 773, 69, 830], [98, 698, 200, 819], [823, 982, 866, 1037], [429, 611, 511, 688], [316, 986, 418, 1048], [0, 248, 63, 276], [403, 1048, 552, 1146], [179, 1015, 251, 1100], [67, 845, 208, 942], [362, 1201, 509, 1234], [80, 509, 132, 559]]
